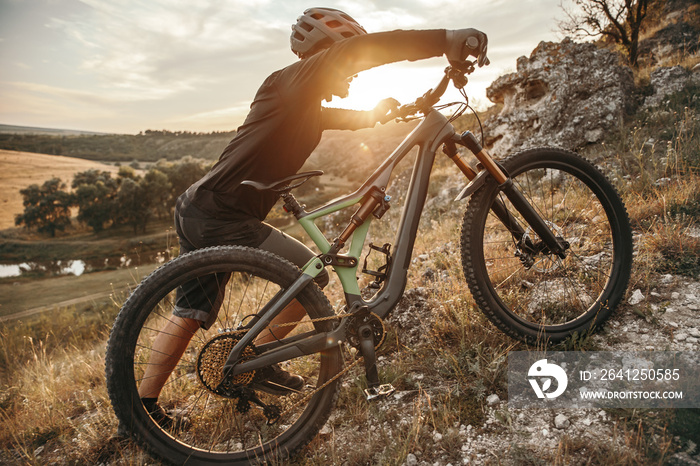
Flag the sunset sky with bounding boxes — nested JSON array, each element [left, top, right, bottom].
[[0, 0, 564, 134]]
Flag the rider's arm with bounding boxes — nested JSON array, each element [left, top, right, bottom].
[[321, 29, 447, 78], [321, 108, 375, 131], [321, 98, 399, 130]]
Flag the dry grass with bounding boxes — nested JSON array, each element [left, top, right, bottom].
[[0, 150, 120, 230], [1, 59, 699, 466]]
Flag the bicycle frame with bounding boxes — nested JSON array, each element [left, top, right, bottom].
[[224, 109, 459, 374], [303, 110, 458, 314], [225, 79, 568, 376]]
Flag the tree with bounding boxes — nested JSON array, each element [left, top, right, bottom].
[[115, 178, 150, 234], [559, 0, 649, 66], [15, 177, 72, 237], [72, 169, 119, 232], [154, 156, 210, 200], [141, 168, 172, 220]]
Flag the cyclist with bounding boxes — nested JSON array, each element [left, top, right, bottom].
[[133, 7, 488, 428]]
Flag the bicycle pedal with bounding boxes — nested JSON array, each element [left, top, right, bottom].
[[364, 383, 395, 401]]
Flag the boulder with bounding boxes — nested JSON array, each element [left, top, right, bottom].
[[483, 38, 635, 157], [643, 65, 700, 108]]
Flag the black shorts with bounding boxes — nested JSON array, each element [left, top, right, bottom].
[[172, 194, 329, 329]]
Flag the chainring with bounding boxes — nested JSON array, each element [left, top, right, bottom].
[[345, 311, 385, 349], [196, 331, 257, 397]]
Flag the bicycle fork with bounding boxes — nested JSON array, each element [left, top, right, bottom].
[[446, 131, 569, 259]]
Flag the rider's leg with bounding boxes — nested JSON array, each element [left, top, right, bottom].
[[254, 228, 329, 345], [134, 204, 328, 403], [137, 315, 200, 399]]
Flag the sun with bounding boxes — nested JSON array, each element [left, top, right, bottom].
[[326, 62, 439, 111], [325, 58, 491, 114]]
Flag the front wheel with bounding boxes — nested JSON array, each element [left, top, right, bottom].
[[105, 246, 341, 465], [461, 148, 633, 343]]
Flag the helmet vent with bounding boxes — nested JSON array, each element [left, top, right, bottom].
[[325, 20, 342, 28], [299, 21, 313, 32]]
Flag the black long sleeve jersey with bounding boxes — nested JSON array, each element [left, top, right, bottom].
[[184, 29, 447, 222]]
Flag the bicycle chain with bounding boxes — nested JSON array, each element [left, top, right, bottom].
[[276, 311, 386, 420]]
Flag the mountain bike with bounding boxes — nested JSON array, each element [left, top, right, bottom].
[[106, 60, 633, 464]]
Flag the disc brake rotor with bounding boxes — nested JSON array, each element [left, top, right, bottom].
[[520, 221, 565, 273]]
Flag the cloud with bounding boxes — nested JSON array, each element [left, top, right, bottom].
[[1, 0, 564, 133]]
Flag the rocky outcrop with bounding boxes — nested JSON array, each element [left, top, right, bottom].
[[644, 65, 700, 108], [483, 38, 635, 157]]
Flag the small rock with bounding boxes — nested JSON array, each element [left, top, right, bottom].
[[689, 328, 700, 338], [406, 453, 418, 466], [628, 289, 645, 305], [554, 414, 571, 429], [486, 394, 500, 406], [671, 292, 680, 300], [675, 333, 688, 342], [433, 432, 443, 442]]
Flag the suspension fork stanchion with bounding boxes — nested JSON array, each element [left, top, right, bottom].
[[446, 137, 527, 241], [459, 131, 568, 258]]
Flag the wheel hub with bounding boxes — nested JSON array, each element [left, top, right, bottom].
[[516, 221, 568, 272]]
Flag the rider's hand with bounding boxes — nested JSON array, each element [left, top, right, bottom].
[[446, 28, 489, 67], [373, 98, 401, 124]]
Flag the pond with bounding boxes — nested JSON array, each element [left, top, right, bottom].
[[0, 252, 167, 279]]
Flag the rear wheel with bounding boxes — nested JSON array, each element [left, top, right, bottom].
[[461, 148, 633, 343], [106, 246, 341, 464]]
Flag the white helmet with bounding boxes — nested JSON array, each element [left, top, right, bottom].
[[290, 7, 367, 59]]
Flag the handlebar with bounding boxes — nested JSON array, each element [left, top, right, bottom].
[[390, 60, 476, 120]]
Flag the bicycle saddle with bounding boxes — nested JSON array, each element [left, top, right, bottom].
[[241, 170, 324, 193]]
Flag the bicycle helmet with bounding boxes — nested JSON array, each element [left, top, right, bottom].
[[291, 7, 367, 58]]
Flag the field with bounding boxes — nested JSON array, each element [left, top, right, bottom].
[[0, 63, 699, 464], [0, 150, 120, 230]]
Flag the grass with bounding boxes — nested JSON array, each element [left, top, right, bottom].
[[1, 60, 699, 465]]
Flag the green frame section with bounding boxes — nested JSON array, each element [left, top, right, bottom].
[[297, 194, 368, 295]]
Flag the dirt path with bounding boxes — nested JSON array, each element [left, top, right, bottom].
[[0, 263, 159, 322], [0, 291, 116, 322]]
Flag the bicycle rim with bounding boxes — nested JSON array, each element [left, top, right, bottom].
[[106, 246, 341, 464]]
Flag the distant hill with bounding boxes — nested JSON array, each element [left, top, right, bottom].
[[0, 128, 235, 163], [0, 124, 110, 136]]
